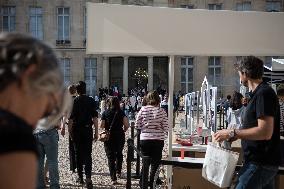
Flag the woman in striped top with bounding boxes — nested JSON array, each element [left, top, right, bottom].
[[135, 90, 169, 188]]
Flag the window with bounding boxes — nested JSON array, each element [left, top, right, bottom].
[[180, 5, 194, 9], [181, 57, 194, 93], [59, 58, 71, 86], [266, 1, 281, 12], [29, 7, 43, 40], [84, 58, 97, 97], [57, 7, 70, 40], [208, 57, 221, 86], [208, 4, 222, 10], [1, 6, 16, 32], [83, 7, 86, 40], [265, 56, 279, 68], [236, 2, 252, 11]]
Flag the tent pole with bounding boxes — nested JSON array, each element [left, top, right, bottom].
[[167, 55, 174, 189]]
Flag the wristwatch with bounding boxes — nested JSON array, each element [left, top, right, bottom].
[[228, 129, 236, 140]]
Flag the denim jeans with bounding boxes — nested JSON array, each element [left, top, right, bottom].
[[34, 128, 59, 189], [235, 163, 278, 189]]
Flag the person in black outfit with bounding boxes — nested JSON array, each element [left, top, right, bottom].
[[0, 33, 64, 189], [100, 97, 129, 185], [61, 84, 77, 172], [215, 56, 280, 189], [69, 81, 98, 189]]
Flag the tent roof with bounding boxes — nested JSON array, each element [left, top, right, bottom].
[[87, 3, 284, 56]]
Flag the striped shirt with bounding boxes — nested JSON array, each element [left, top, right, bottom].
[[135, 105, 169, 141]]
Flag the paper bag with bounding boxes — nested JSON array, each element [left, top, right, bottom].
[[202, 142, 239, 188]]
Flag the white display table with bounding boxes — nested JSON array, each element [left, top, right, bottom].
[[172, 143, 207, 152]]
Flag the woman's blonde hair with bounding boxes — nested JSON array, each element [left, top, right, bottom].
[[146, 90, 160, 106]]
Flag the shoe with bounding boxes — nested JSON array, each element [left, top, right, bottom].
[[86, 180, 93, 189], [116, 173, 122, 179], [156, 178, 163, 185], [112, 180, 118, 185]]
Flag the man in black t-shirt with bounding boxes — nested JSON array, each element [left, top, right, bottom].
[[69, 81, 98, 189], [215, 56, 280, 189]]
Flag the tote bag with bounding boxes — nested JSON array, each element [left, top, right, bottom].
[[202, 142, 239, 188]]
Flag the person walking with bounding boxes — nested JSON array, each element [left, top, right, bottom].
[[215, 56, 281, 189], [0, 33, 64, 189], [60, 84, 77, 172], [135, 90, 169, 189], [100, 97, 129, 185], [69, 81, 98, 188]]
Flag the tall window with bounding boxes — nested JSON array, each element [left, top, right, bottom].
[[57, 7, 70, 40], [208, 4, 222, 10], [181, 57, 194, 93], [236, 2, 252, 11], [59, 58, 71, 86], [1, 6, 16, 32], [29, 7, 43, 40], [266, 1, 281, 12], [208, 57, 221, 86], [180, 4, 194, 9], [84, 58, 97, 97]]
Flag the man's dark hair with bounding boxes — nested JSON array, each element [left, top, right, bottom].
[[230, 91, 243, 110], [76, 81, 86, 95], [277, 88, 284, 96], [227, 95, 231, 100], [234, 56, 264, 79]]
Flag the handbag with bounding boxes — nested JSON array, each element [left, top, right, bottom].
[[202, 142, 239, 188], [98, 112, 117, 142]]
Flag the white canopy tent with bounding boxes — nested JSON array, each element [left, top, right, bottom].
[[86, 3, 284, 188]]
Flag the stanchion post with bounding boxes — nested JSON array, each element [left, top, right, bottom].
[[136, 129, 141, 176], [126, 138, 134, 189], [141, 156, 151, 189]]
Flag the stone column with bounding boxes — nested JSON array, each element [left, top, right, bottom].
[[148, 56, 154, 91], [102, 56, 109, 88], [123, 56, 129, 95]]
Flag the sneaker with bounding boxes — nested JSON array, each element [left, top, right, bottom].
[[116, 173, 122, 179]]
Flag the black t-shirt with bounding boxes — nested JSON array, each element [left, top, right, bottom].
[[241, 82, 280, 165], [101, 109, 125, 135], [0, 108, 38, 155], [70, 95, 98, 128]]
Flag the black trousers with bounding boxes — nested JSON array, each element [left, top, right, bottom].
[[104, 134, 125, 181], [140, 140, 164, 187], [69, 136, 77, 172], [73, 127, 93, 179]]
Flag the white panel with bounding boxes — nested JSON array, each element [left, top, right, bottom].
[[87, 3, 284, 56]]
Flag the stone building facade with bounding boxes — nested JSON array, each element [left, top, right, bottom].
[[0, 0, 283, 97]]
